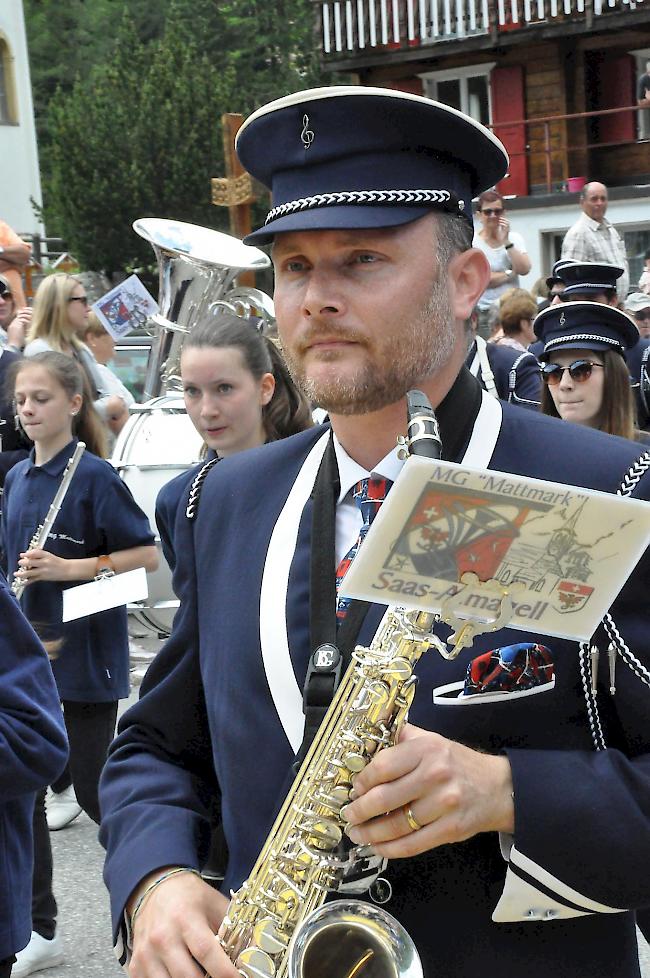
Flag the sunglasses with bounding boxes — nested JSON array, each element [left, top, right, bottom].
[[68, 295, 89, 306], [480, 208, 504, 217], [635, 311, 650, 322], [0, 283, 12, 299], [541, 359, 604, 386]]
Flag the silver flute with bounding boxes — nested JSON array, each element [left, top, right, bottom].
[[12, 442, 86, 599]]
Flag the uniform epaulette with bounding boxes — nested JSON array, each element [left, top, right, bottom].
[[185, 456, 220, 521], [618, 450, 650, 498]]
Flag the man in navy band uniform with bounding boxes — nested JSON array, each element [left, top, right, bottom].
[[465, 321, 541, 410], [99, 88, 650, 978]]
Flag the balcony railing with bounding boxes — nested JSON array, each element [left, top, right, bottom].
[[319, 0, 643, 55]]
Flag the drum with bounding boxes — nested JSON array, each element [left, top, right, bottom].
[[111, 394, 203, 636]]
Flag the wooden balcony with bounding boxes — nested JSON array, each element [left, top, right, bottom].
[[317, 0, 647, 65]]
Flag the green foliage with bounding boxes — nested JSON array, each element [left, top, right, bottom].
[[26, 0, 337, 274]]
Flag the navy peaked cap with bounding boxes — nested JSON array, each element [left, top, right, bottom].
[[534, 300, 639, 360], [546, 260, 623, 298], [236, 86, 509, 244]]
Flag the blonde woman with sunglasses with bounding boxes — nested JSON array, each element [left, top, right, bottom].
[[535, 301, 650, 444], [24, 274, 129, 436]]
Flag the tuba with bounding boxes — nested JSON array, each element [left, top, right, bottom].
[[133, 217, 273, 398], [114, 219, 274, 637]]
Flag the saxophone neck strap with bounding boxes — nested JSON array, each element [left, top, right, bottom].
[[294, 435, 371, 772]]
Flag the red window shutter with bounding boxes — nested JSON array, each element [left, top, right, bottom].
[[384, 78, 424, 96], [594, 55, 635, 143], [490, 66, 529, 197]]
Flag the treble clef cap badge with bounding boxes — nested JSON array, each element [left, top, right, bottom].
[[559, 311, 566, 326], [301, 113, 314, 150]]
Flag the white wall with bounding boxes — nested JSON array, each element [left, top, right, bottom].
[[0, 0, 44, 236], [504, 192, 650, 291]]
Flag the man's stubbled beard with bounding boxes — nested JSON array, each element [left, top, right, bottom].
[[281, 272, 456, 416]]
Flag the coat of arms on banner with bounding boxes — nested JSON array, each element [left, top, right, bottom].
[[342, 457, 650, 643]]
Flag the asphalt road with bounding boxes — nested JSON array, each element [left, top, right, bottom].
[[35, 641, 650, 978]]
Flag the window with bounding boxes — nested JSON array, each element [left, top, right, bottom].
[[421, 64, 495, 127], [624, 227, 650, 291], [631, 47, 650, 141], [0, 37, 16, 125]]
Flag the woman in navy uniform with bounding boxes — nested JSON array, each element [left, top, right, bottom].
[[537, 301, 650, 444], [1, 352, 157, 976], [156, 314, 312, 572], [0, 579, 68, 978], [99, 89, 650, 978]]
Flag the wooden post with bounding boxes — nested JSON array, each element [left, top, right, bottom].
[[212, 112, 258, 287]]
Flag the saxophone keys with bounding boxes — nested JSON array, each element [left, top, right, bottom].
[[235, 945, 276, 978], [342, 750, 366, 772], [382, 657, 413, 681], [252, 919, 288, 954], [307, 817, 343, 849]]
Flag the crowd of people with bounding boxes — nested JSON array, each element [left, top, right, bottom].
[[1, 87, 650, 978]]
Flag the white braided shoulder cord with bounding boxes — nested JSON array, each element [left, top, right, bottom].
[[582, 450, 650, 749], [579, 642, 607, 751]]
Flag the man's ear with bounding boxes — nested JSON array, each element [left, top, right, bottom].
[[447, 248, 491, 322]]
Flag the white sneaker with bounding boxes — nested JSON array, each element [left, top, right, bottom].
[[12, 932, 64, 978], [45, 785, 82, 831]]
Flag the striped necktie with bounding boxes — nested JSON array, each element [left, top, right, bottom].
[[335, 476, 392, 623]]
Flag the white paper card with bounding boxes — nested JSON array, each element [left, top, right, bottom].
[[62, 568, 149, 622], [92, 274, 158, 339], [342, 456, 650, 642]]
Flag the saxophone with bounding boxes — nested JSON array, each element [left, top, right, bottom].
[[217, 393, 441, 978], [11, 441, 86, 600]]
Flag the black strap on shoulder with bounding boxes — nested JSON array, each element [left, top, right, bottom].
[[293, 435, 371, 773]]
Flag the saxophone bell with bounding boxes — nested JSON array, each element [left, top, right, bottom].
[[288, 900, 421, 978]]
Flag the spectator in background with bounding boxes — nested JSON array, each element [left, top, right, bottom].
[[638, 248, 650, 294], [0, 276, 31, 483], [493, 288, 538, 353], [25, 274, 131, 437], [560, 183, 629, 302], [81, 313, 134, 438], [0, 274, 30, 353], [637, 58, 650, 107], [0, 219, 31, 309], [625, 292, 650, 339], [472, 190, 531, 337]]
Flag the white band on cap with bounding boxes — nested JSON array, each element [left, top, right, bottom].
[[544, 333, 623, 351], [563, 283, 617, 292], [264, 188, 457, 225]]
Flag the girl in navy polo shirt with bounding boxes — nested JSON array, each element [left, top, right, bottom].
[[1, 352, 157, 977], [156, 313, 313, 571]]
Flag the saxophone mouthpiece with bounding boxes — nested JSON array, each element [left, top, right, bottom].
[[406, 389, 442, 460]]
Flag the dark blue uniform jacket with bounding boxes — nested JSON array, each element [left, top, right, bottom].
[[155, 451, 217, 572], [1, 439, 155, 702], [466, 338, 541, 409], [0, 575, 68, 959], [100, 385, 650, 978]]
